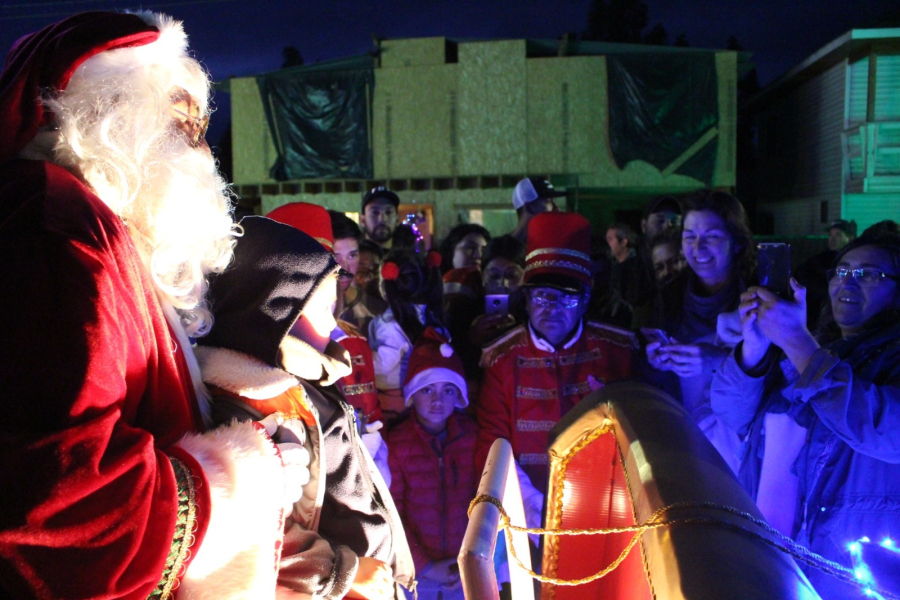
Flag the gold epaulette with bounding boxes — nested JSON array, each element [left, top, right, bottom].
[[584, 321, 640, 350], [479, 324, 529, 368]]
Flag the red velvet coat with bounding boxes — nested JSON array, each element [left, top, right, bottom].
[[0, 160, 288, 599], [475, 321, 638, 494], [387, 413, 478, 570]]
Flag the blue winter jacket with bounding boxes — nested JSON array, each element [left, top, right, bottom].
[[711, 313, 900, 600]]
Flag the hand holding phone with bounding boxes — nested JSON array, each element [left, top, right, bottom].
[[640, 327, 671, 347], [484, 294, 509, 317]]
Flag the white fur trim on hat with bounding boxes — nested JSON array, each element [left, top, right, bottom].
[[403, 367, 468, 409], [77, 12, 209, 114]]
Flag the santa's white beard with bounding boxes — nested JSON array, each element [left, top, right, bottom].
[[41, 34, 238, 337], [82, 134, 236, 336]]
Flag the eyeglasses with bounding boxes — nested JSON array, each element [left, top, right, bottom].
[[527, 289, 582, 310], [827, 267, 900, 286], [172, 107, 210, 148]]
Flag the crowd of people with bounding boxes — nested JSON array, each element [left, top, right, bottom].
[[2, 10, 899, 600]]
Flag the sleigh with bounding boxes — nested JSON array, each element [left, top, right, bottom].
[[459, 382, 821, 599]]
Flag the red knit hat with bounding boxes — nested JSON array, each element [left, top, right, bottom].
[[402, 328, 468, 409], [0, 12, 163, 164], [524, 212, 592, 292], [266, 202, 334, 252]]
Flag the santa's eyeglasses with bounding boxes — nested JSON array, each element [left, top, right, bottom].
[[172, 107, 210, 148]]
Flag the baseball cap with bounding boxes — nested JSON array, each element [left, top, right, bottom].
[[361, 186, 400, 212], [827, 219, 857, 237], [512, 177, 567, 210]]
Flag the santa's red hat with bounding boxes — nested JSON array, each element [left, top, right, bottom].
[[0, 11, 193, 165], [524, 211, 592, 292], [402, 328, 468, 409], [266, 202, 335, 252]]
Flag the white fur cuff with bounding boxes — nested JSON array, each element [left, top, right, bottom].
[[176, 420, 287, 599]]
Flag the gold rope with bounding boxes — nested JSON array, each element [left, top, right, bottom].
[[467, 494, 899, 597], [469, 494, 678, 586]]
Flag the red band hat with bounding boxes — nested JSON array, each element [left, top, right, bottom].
[[523, 211, 592, 292]]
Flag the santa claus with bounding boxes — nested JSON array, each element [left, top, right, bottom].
[[0, 11, 307, 599]]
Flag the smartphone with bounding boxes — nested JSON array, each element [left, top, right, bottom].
[[757, 243, 792, 299], [484, 294, 509, 317], [640, 327, 671, 347]]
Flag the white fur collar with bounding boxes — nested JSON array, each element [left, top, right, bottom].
[[194, 346, 298, 400]]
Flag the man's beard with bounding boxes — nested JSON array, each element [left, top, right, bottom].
[[57, 127, 236, 337], [368, 224, 393, 244]]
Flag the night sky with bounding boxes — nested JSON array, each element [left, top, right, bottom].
[[2, 0, 898, 147]]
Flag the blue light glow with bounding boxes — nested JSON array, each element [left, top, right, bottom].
[[847, 536, 893, 600]]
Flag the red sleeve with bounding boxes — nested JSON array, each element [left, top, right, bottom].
[[475, 357, 514, 473], [0, 162, 208, 599]]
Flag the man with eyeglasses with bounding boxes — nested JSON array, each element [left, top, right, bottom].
[[0, 12, 311, 598], [476, 212, 638, 512]]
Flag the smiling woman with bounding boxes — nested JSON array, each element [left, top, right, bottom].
[[645, 190, 756, 474]]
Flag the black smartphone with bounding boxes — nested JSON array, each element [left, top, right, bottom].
[[757, 242, 792, 299], [640, 327, 671, 347]]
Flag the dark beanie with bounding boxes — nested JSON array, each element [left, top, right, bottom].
[[199, 216, 338, 369]]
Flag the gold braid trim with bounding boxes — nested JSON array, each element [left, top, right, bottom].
[[546, 423, 611, 591], [149, 456, 199, 599], [466, 422, 893, 597]]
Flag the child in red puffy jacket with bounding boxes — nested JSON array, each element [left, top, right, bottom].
[[387, 329, 478, 600]]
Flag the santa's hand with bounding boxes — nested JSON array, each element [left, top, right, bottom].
[[276, 442, 310, 510]]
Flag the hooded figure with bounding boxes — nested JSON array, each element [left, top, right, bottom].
[[195, 216, 415, 599]]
